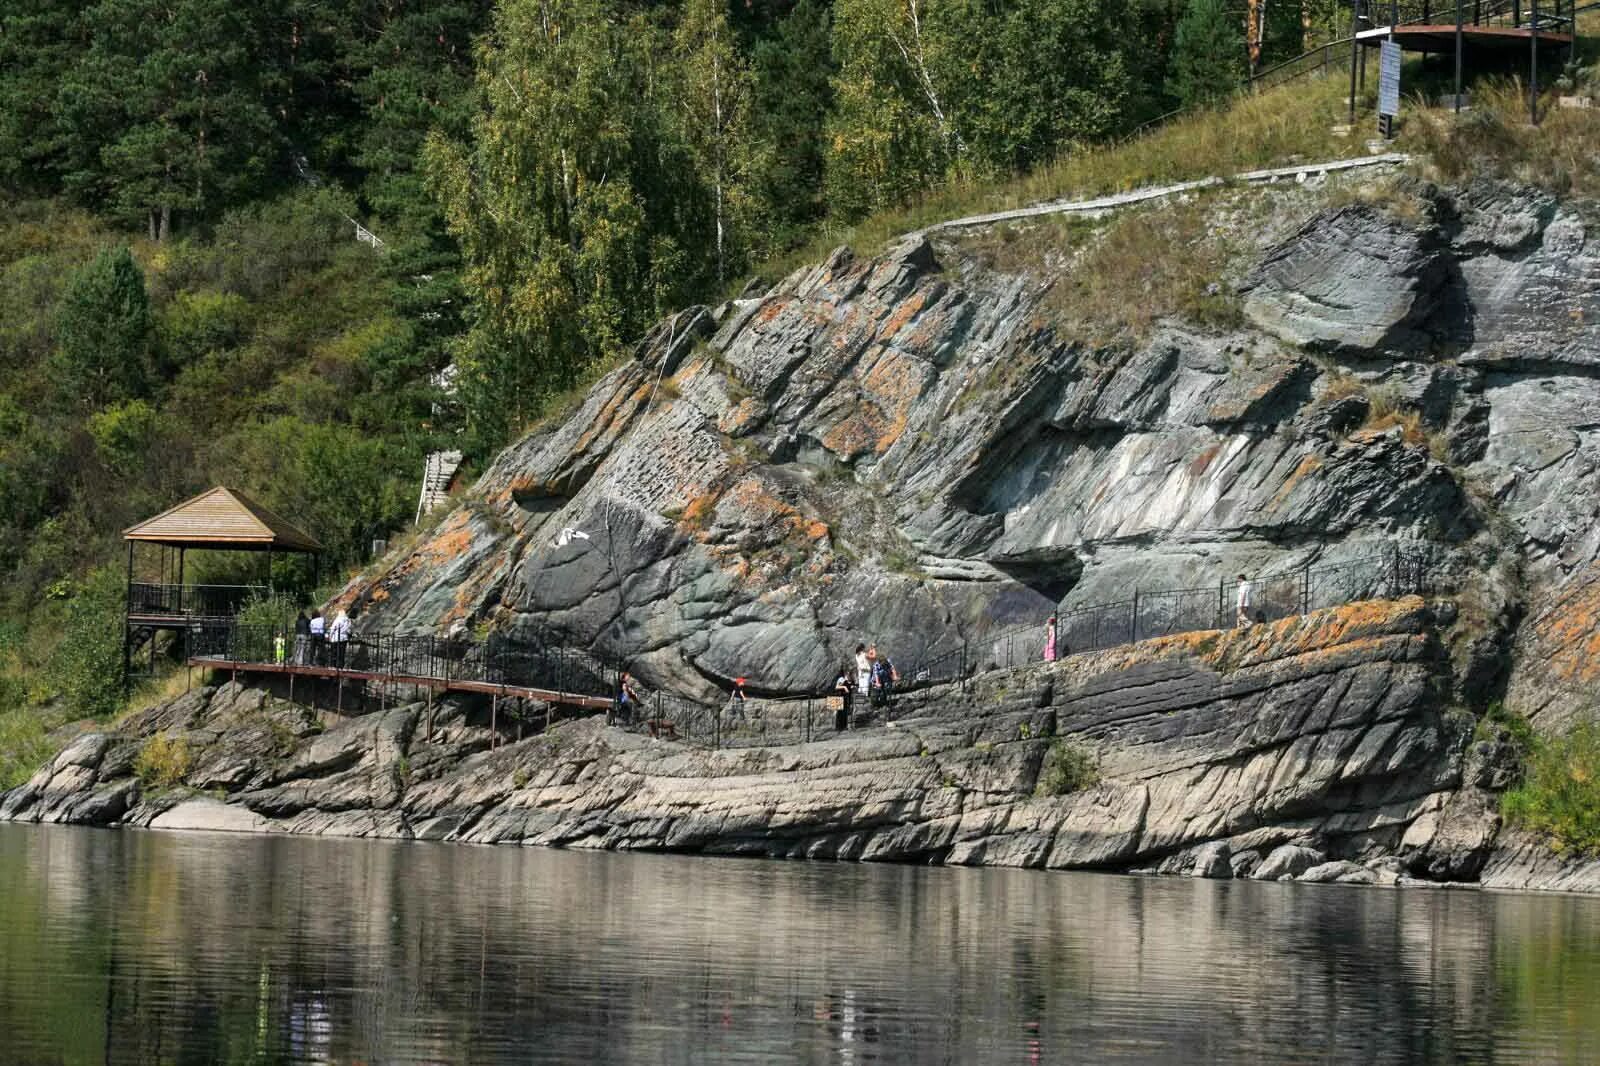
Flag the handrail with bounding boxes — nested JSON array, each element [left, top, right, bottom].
[[187, 544, 1439, 748]]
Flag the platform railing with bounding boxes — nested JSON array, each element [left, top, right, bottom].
[[187, 545, 1437, 748], [128, 583, 269, 619]]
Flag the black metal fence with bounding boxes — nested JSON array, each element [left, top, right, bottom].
[[188, 624, 618, 703], [129, 583, 268, 619], [1247, 0, 1556, 94], [188, 546, 1435, 748]]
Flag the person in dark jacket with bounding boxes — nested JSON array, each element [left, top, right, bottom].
[[834, 669, 853, 731], [292, 611, 311, 665], [613, 671, 641, 726]]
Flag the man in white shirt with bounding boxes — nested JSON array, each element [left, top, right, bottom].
[[1235, 574, 1254, 628], [327, 610, 351, 669], [309, 611, 326, 664]]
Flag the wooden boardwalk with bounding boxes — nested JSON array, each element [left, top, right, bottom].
[[186, 656, 614, 711]]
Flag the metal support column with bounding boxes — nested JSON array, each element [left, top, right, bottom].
[[1350, 0, 1363, 121], [1531, 0, 1541, 126], [1455, 0, 1465, 112]]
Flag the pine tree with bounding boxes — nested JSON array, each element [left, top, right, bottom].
[[351, 0, 488, 225], [748, 0, 834, 255], [52, 246, 153, 411], [1168, 0, 1246, 109], [0, 0, 91, 193], [55, 0, 277, 237]]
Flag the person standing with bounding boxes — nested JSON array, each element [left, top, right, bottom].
[[274, 632, 286, 665], [615, 671, 641, 726], [309, 611, 326, 665], [834, 668, 853, 731], [854, 644, 870, 698], [292, 610, 311, 665], [327, 609, 351, 669], [1235, 573, 1254, 628], [1044, 614, 1058, 662], [727, 676, 749, 723]]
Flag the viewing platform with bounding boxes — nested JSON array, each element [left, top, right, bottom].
[[1355, 22, 1574, 55], [122, 487, 323, 681]]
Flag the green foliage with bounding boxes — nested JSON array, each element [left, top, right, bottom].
[[86, 399, 164, 476], [748, 0, 835, 253], [54, 0, 276, 236], [1503, 724, 1600, 856], [1037, 738, 1100, 796], [43, 567, 125, 721], [426, 0, 711, 449], [52, 245, 152, 409], [133, 732, 193, 790], [1476, 701, 1537, 756], [1169, 0, 1246, 109]]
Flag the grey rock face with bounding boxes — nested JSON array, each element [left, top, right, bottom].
[[1242, 203, 1449, 352], [1299, 860, 1370, 884], [1190, 840, 1233, 879], [1254, 845, 1328, 881]]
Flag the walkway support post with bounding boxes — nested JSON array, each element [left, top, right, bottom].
[[1350, 0, 1363, 122], [1530, 0, 1541, 126], [1456, 0, 1465, 112]]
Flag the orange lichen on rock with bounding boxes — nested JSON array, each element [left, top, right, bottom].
[[1269, 453, 1323, 510], [718, 397, 765, 436], [1526, 570, 1600, 683], [876, 291, 927, 341], [571, 377, 652, 456], [752, 297, 793, 327], [421, 511, 478, 564], [820, 410, 881, 460]]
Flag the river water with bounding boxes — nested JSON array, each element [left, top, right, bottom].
[[1, 825, 1597, 1065]]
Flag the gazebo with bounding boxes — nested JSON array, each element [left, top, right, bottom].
[[122, 486, 323, 676]]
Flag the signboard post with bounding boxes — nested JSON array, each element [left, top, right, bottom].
[[1378, 39, 1402, 138]]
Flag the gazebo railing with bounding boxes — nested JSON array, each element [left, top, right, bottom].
[[128, 583, 269, 618]]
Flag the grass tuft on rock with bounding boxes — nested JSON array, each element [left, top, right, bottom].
[[1502, 723, 1600, 856], [1037, 738, 1100, 797], [133, 733, 193, 791]]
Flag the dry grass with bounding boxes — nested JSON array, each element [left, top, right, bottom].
[[1410, 78, 1600, 199], [747, 74, 1360, 287], [1320, 372, 1366, 402]]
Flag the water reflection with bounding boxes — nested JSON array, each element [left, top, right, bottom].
[[0, 824, 1597, 1064]]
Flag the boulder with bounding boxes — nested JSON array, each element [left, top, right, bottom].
[[1190, 841, 1233, 879], [1253, 844, 1327, 881], [1298, 860, 1370, 884], [149, 798, 271, 834]]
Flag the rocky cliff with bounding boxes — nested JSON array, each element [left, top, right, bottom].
[[332, 171, 1596, 740], [9, 166, 1600, 890], [6, 598, 1597, 891]]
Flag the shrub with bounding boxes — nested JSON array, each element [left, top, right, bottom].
[[133, 733, 193, 790], [1037, 738, 1100, 796], [43, 567, 126, 721], [1503, 723, 1600, 856]]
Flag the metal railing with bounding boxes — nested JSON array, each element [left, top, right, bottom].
[[186, 545, 1436, 748], [128, 583, 268, 619], [1247, 0, 1557, 93], [188, 624, 617, 701]]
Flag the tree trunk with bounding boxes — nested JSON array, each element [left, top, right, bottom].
[[158, 204, 171, 242]]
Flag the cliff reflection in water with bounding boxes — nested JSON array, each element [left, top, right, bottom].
[[0, 824, 1597, 1064]]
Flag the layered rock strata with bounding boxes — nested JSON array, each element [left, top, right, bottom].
[[8, 599, 1595, 891]]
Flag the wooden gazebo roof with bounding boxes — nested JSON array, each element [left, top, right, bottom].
[[123, 487, 323, 553]]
